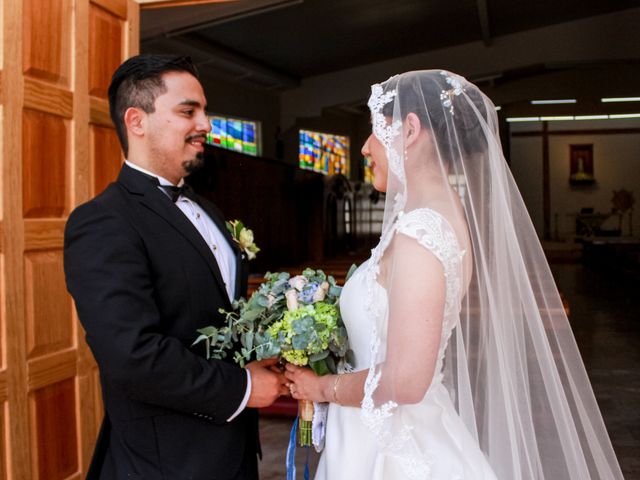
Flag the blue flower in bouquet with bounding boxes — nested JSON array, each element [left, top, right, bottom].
[[298, 282, 319, 304]]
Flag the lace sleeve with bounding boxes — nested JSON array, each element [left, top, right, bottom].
[[395, 209, 465, 316]]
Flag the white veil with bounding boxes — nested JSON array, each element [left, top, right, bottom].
[[359, 70, 624, 479]]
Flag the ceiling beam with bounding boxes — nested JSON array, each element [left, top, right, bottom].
[[137, 0, 236, 9], [160, 33, 299, 88], [476, 0, 492, 46], [164, 0, 303, 37]]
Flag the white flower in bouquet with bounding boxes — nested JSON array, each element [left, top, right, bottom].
[[285, 289, 299, 311], [312, 281, 330, 303], [289, 275, 308, 291], [266, 293, 277, 309]]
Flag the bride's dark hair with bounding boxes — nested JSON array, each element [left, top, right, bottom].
[[380, 71, 492, 167]]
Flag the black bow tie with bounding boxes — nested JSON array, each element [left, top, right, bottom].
[[159, 183, 197, 203]]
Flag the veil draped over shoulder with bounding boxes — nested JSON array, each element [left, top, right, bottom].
[[359, 70, 624, 479]]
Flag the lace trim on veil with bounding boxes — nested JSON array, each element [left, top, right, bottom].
[[367, 81, 407, 219]]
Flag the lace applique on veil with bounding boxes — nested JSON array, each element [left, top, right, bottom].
[[368, 81, 406, 191]]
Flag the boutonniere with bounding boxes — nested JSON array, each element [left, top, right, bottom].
[[226, 220, 260, 260]]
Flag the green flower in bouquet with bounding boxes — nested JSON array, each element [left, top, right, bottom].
[[266, 301, 346, 374]]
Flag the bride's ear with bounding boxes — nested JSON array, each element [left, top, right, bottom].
[[404, 112, 422, 147]]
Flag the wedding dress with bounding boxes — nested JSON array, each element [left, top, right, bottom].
[[314, 70, 623, 479], [316, 208, 497, 480]]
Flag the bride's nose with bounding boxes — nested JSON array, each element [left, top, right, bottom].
[[361, 135, 371, 156]]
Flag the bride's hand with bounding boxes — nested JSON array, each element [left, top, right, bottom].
[[284, 363, 333, 403]]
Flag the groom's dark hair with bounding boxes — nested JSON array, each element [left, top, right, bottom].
[[108, 54, 200, 157]]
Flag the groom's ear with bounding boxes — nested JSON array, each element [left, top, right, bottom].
[[405, 112, 421, 147], [124, 106, 147, 138]]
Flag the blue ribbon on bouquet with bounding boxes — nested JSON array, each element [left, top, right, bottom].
[[286, 416, 310, 480]]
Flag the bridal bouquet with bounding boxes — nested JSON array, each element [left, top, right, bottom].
[[193, 267, 355, 446]]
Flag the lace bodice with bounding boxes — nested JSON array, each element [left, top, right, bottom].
[[354, 208, 466, 368], [394, 208, 466, 384]]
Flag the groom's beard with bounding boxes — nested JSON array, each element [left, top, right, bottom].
[[182, 152, 204, 175]]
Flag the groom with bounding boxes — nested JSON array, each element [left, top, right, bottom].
[[64, 55, 287, 479]]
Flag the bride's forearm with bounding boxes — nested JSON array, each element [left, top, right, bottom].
[[321, 370, 368, 407]]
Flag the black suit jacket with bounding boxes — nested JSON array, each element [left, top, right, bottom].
[[64, 164, 257, 480]]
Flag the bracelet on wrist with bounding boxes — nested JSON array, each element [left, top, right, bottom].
[[332, 374, 343, 404]]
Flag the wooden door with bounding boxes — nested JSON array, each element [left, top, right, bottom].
[[0, 1, 138, 478]]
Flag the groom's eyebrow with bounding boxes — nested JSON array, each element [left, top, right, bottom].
[[178, 99, 207, 109]]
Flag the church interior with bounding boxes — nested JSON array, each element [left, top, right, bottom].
[[0, 0, 638, 478]]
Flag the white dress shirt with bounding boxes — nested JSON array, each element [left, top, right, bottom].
[[125, 161, 251, 421]]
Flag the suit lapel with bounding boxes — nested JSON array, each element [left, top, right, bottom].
[[117, 165, 230, 305]]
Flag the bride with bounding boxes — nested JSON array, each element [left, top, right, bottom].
[[285, 70, 624, 479]]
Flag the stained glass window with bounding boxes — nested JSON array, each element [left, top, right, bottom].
[[206, 115, 260, 156], [299, 129, 349, 176]]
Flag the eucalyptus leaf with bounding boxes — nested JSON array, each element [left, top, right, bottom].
[[325, 356, 337, 374], [256, 294, 270, 308], [242, 308, 263, 322], [245, 331, 254, 351], [196, 326, 218, 337], [292, 334, 309, 350], [192, 334, 208, 346], [292, 319, 304, 334], [346, 349, 356, 367], [345, 263, 358, 282], [309, 350, 329, 362], [309, 359, 330, 376], [329, 286, 342, 297]]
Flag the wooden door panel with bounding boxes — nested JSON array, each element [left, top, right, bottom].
[[91, 124, 122, 194], [24, 251, 73, 359], [22, 0, 72, 86], [22, 109, 69, 218], [89, 4, 124, 98], [30, 379, 78, 480], [0, 255, 4, 369], [0, 401, 6, 480]]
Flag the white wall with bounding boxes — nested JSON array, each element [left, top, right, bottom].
[[510, 119, 640, 239]]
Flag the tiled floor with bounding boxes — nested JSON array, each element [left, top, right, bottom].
[[257, 263, 639, 479], [551, 264, 640, 479]]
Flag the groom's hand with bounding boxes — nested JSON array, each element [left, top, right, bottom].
[[245, 358, 289, 408]]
